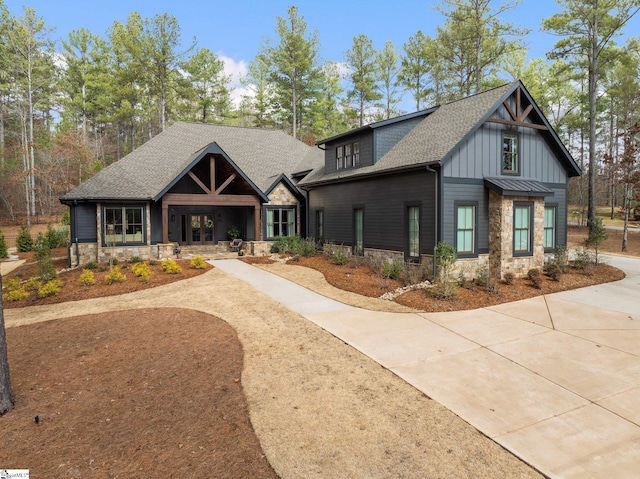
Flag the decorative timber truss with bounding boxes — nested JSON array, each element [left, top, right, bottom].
[[161, 154, 263, 243], [486, 87, 548, 131]]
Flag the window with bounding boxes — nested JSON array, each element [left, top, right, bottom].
[[352, 142, 360, 167], [266, 207, 296, 239], [408, 206, 420, 258], [336, 145, 344, 170], [103, 206, 144, 245], [513, 203, 533, 256], [456, 205, 476, 255], [315, 209, 324, 242], [502, 132, 519, 174], [544, 206, 556, 250], [353, 208, 364, 255], [335, 141, 360, 170]]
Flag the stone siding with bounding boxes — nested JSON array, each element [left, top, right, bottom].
[[267, 181, 301, 236]]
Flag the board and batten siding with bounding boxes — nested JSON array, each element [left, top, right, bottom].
[[442, 118, 566, 183], [546, 186, 568, 246], [324, 131, 374, 174], [308, 170, 436, 255], [72, 202, 98, 242], [441, 179, 490, 253]]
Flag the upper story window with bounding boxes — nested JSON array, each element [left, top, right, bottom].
[[502, 132, 519, 175], [336, 141, 360, 170]]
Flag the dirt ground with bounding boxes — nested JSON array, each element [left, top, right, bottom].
[[568, 225, 640, 257]]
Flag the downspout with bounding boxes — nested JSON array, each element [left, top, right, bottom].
[[73, 200, 79, 268], [426, 165, 438, 279]]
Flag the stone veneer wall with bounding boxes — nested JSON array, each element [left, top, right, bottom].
[[267, 182, 301, 235], [489, 190, 545, 280]]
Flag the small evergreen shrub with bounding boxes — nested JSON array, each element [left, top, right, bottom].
[[545, 262, 563, 281], [503, 271, 515, 285], [129, 256, 142, 264], [85, 261, 97, 270], [131, 262, 151, 282], [381, 258, 404, 280], [79, 269, 96, 286], [16, 225, 33, 252], [190, 255, 207, 269], [161, 259, 183, 274], [527, 268, 542, 289], [3, 288, 28, 302], [0, 229, 8, 258], [474, 266, 489, 287], [38, 279, 62, 298], [24, 277, 42, 291], [149, 259, 159, 266], [61, 209, 70, 226], [292, 238, 317, 257], [105, 266, 126, 284], [401, 262, 429, 286], [44, 224, 68, 249]]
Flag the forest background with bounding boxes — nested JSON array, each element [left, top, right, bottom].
[[0, 0, 639, 234]]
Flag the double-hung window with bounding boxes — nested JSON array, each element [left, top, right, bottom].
[[336, 146, 344, 170], [266, 207, 295, 239], [513, 202, 533, 256], [104, 206, 144, 245], [455, 204, 476, 256], [352, 142, 360, 167], [502, 132, 519, 174], [544, 205, 556, 251], [335, 141, 360, 170]]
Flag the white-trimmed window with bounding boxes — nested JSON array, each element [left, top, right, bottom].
[[103, 206, 144, 245], [544, 205, 556, 250], [456, 205, 476, 255], [266, 207, 295, 239]]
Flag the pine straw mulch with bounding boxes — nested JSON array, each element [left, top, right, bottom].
[[242, 254, 625, 313], [2, 252, 212, 309], [1, 308, 277, 479]]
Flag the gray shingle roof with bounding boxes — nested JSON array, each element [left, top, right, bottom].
[[299, 82, 515, 186], [61, 122, 323, 202]]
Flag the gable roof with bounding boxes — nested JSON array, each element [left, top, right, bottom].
[[299, 81, 580, 187], [61, 122, 323, 202]]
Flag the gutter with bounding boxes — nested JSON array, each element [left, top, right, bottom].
[[426, 165, 438, 279]]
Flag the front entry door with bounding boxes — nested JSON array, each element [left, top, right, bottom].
[[189, 214, 214, 244]]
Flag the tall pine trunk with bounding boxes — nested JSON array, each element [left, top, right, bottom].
[[0, 274, 15, 416]]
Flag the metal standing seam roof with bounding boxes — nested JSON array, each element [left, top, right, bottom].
[[483, 177, 555, 197], [61, 122, 324, 202]]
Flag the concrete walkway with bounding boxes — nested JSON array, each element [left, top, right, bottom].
[[214, 256, 640, 479]]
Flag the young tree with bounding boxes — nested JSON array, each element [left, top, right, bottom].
[[0, 273, 14, 415], [543, 0, 640, 230], [345, 34, 381, 126], [242, 52, 275, 128], [263, 5, 321, 139], [376, 40, 402, 120], [308, 61, 348, 140]]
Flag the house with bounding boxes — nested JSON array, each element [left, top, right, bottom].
[[299, 80, 581, 279], [60, 122, 323, 266]]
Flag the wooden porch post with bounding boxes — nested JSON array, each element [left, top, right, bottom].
[[254, 204, 261, 241], [162, 205, 169, 243]]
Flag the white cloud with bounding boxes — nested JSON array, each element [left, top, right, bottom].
[[218, 53, 249, 107]]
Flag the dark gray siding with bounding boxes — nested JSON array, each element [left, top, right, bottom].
[[443, 115, 566, 183], [546, 186, 568, 246], [308, 170, 436, 255], [324, 131, 374, 174], [150, 201, 163, 244], [72, 202, 97, 243], [441, 179, 489, 253], [373, 117, 423, 163]]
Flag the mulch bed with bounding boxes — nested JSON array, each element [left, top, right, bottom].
[[0, 308, 277, 478]]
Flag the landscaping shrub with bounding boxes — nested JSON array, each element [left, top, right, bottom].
[[132, 262, 151, 282], [432, 242, 457, 299], [573, 250, 596, 275], [149, 259, 159, 266], [474, 266, 489, 287], [190, 255, 207, 269], [325, 243, 348, 265], [16, 225, 33, 252], [161, 259, 183, 274], [4, 278, 22, 291], [104, 266, 126, 284], [0, 229, 8, 258], [401, 262, 429, 286], [3, 287, 28, 302], [129, 256, 142, 264], [381, 258, 404, 280], [44, 224, 68, 249], [85, 261, 97, 270], [545, 262, 563, 281], [24, 277, 42, 291], [79, 269, 96, 286], [584, 217, 608, 264], [38, 278, 63, 298], [503, 271, 515, 285], [527, 268, 542, 289], [61, 209, 70, 226], [553, 245, 569, 273], [33, 234, 56, 282]]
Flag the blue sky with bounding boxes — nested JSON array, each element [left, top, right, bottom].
[[4, 0, 640, 108]]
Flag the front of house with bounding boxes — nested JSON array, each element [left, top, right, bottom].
[[62, 81, 580, 279], [300, 81, 581, 279], [60, 122, 322, 265]]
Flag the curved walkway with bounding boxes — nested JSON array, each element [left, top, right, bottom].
[[215, 255, 640, 479]]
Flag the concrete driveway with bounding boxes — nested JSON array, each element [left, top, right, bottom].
[[214, 255, 640, 479]]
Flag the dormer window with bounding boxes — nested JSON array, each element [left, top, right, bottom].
[[502, 132, 519, 175], [336, 141, 360, 170]]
